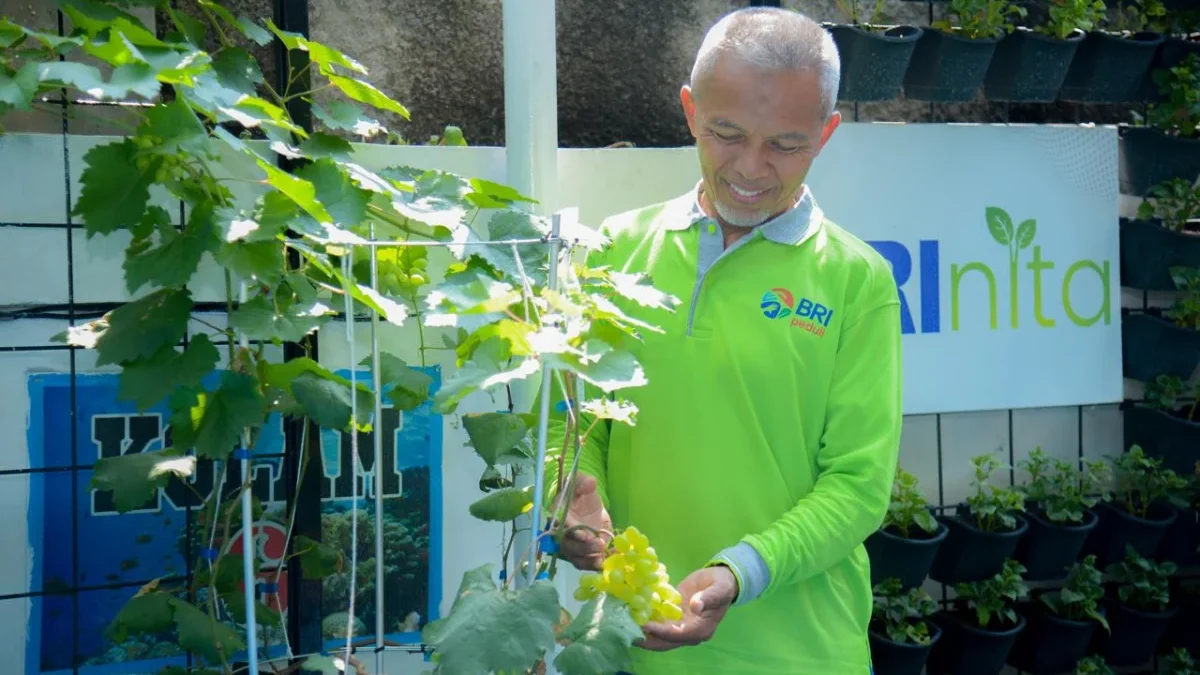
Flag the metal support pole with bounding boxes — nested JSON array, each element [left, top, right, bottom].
[[369, 225, 386, 675], [237, 281, 261, 675]]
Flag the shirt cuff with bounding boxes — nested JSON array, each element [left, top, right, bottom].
[[709, 541, 771, 606]]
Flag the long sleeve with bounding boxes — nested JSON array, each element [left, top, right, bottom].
[[721, 278, 903, 600]]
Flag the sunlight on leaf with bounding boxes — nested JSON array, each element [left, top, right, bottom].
[[469, 486, 533, 522], [554, 594, 643, 675], [581, 399, 638, 426], [72, 138, 155, 237], [91, 449, 196, 514]]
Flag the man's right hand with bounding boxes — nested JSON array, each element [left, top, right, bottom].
[[558, 474, 613, 571]]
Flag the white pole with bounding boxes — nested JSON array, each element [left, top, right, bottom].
[[369, 225, 386, 675], [237, 281, 260, 675]]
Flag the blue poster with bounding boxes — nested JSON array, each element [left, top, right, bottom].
[[24, 367, 443, 675]]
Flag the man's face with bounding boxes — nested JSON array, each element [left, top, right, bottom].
[[681, 55, 841, 228]]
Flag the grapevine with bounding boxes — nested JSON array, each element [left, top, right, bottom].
[[574, 526, 684, 626]]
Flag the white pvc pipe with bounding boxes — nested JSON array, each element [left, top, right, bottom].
[[237, 281, 260, 675], [369, 225, 386, 675]]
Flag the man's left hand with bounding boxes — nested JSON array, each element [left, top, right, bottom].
[[638, 564, 738, 651]]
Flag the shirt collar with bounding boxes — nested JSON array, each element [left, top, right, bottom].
[[662, 180, 825, 246]]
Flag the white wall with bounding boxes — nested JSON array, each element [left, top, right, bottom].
[[0, 128, 1143, 675]]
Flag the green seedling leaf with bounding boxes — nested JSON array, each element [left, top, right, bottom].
[[292, 370, 374, 431], [554, 594, 643, 675], [91, 448, 196, 514], [985, 206, 1014, 246], [1015, 218, 1037, 249], [124, 201, 218, 294], [422, 565, 560, 674], [117, 334, 219, 411], [106, 590, 175, 642], [71, 138, 155, 237], [192, 371, 267, 459], [171, 596, 246, 664], [462, 412, 530, 467], [293, 534, 343, 580], [469, 486, 533, 521]]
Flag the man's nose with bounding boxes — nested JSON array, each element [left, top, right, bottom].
[[730, 145, 770, 182]]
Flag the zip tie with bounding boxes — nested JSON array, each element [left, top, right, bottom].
[[232, 447, 251, 460], [536, 570, 549, 581], [262, 582, 278, 593], [201, 547, 219, 562], [498, 569, 507, 582]]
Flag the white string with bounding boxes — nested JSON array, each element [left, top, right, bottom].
[[341, 249, 361, 668]]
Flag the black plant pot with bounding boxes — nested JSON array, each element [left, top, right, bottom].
[[1007, 599, 1101, 675], [830, 24, 923, 102], [1119, 126, 1200, 196], [1014, 508, 1098, 581], [982, 27, 1084, 101], [865, 521, 948, 589], [926, 610, 1026, 675], [1161, 590, 1200, 658], [869, 620, 942, 675], [902, 28, 1001, 102], [1140, 36, 1200, 102], [1124, 405, 1200, 477], [1119, 217, 1200, 290], [1121, 312, 1200, 382], [1059, 31, 1165, 102], [1083, 500, 1178, 568], [929, 510, 1028, 584], [1093, 597, 1178, 667], [1157, 507, 1200, 568]]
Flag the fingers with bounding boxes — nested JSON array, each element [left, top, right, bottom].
[[638, 617, 711, 652]]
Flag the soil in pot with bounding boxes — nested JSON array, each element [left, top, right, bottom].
[[869, 620, 942, 675], [1059, 31, 1165, 102], [1007, 598, 1101, 675], [929, 510, 1028, 584], [1125, 405, 1200, 480], [926, 609, 1026, 675], [830, 24, 923, 102], [1119, 127, 1200, 197], [1092, 596, 1179, 667], [1119, 217, 1200, 290], [865, 520, 948, 589], [982, 27, 1084, 102], [902, 28, 1001, 102], [1083, 500, 1178, 568], [1121, 312, 1200, 382], [1013, 507, 1098, 581]]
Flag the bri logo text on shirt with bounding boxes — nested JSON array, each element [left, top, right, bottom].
[[760, 287, 834, 337]]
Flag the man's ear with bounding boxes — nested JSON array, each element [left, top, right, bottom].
[[817, 109, 841, 152], [680, 84, 698, 138]]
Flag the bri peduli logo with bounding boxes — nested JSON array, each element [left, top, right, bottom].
[[760, 287, 834, 337]]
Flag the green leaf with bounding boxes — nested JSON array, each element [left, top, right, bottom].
[[171, 596, 245, 664], [985, 206, 1014, 246], [292, 370, 374, 431], [210, 47, 264, 96], [326, 73, 410, 119], [554, 594, 643, 675], [142, 99, 209, 155], [231, 294, 334, 343], [602, 270, 681, 311], [91, 448, 196, 514], [72, 139, 155, 237], [124, 201, 218, 294], [422, 565, 560, 674], [433, 337, 540, 414], [117, 334, 219, 411], [295, 159, 371, 226], [258, 160, 334, 224], [218, 96, 303, 143], [91, 288, 193, 366], [299, 132, 355, 162], [300, 655, 342, 675], [544, 340, 648, 393], [1015, 218, 1037, 249], [35, 60, 159, 99], [312, 100, 386, 138], [192, 371, 267, 459], [462, 412, 530, 467], [215, 241, 285, 287], [235, 16, 273, 46], [264, 18, 368, 75], [469, 486, 533, 521], [107, 590, 175, 642], [0, 62, 39, 110], [294, 534, 343, 579], [359, 353, 432, 410]]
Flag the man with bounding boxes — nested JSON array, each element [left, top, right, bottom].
[[542, 7, 902, 675]]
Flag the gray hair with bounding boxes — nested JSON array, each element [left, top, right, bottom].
[[689, 8, 841, 121]]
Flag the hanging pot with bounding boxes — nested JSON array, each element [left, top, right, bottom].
[[1157, 506, 1200, 568], [869, 619, 943, 675], [1059, 31, 1165, 102], [865, 520, 948, 589], [929, 508, 1028, 584], [1119, 217, 1200, 290], [982, 27, 1084, 101], [1124, 404, 1200, 478], [1121, 312, 1200, 382], [926, 609, 1026, 675], [1161, 583, 1200, 658], [1118, 126, 1200, 197], [902, 28, 1002, 102], [1007, 597, 1102, 675], [1092, 596, 1178, 667], [830, 24, 923, 102], [1083, 500, 1178, 568], [1013, 507, 1098, 581]]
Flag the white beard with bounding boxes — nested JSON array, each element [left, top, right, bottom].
[[713, 197, 770, 229]]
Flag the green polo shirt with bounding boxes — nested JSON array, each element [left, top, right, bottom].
[[542, 183, 903, 675]]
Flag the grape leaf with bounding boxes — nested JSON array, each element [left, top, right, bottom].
[[292, 370, 374, 431], [326, 73, 409, 119], [433, 337, 540, 414], [192, 372, 267, 459], [0, 62, 38, 110], [312, 100, 386, 138], [171, 596, 245, 664], [214, 240, 284, 287], [123, 200, 218, 293], [35, 60, 159, 100], [462, 412, 530, 467], [422, 565, 560, 674], [299, 132, 354, 162], [603, 271, 681, 311], [554, 594, 643, 675], [469, 486, 533, 522], [71, 138, 155, 237], [87, 288, 192, 367], [264, 18, 367, 75], [293, 534, 343, 580], [231, 294, 334, 343], [544, 340, 648, 393], [117, 334, 219, 411], [90, 448, 196, 514], [985, 206, 1013, 246], [359, 353, 433, 410], [210, 47, 263, 96], [300, 655, 342, 675], [106, 591, 175, 642], [142, 99, 209, 155], [581, 399, 638, 425], [218, 96, 302, 143], [295, 159, 371, 226]]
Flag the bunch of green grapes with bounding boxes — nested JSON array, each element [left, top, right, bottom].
[[574, 525, 683, 625], [377, 248, 429, 297], [132, 135, 190, 184]]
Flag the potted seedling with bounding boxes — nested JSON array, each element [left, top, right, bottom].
[[1121, 53, 1200, 195], [1125, 374, 1200, 480], [1163, 647, 1200, 675], [1084, 446, 1187, 567], [1013, 448, 1110, 580], [868, 578, 942, 675], [902, 0, 1026, 101], [1008, 555, 1109, 674], [1162, 578, 1200, 658], [828, 0, 923, 101], [1074, 654, 1116, 675], [982, 0, 1102, 101], [1093, 546, 1178, 667], [926, 559, 1029, 675], [865, 468, 947, 589], [1058, 0, 1167, 102], [930, 454, 1028, 584], [1119, 178, 1200, 290], [1136, 0, 1200, 102], [1123, 266, 1200, 382], [1156, 461, 1199, 567]]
